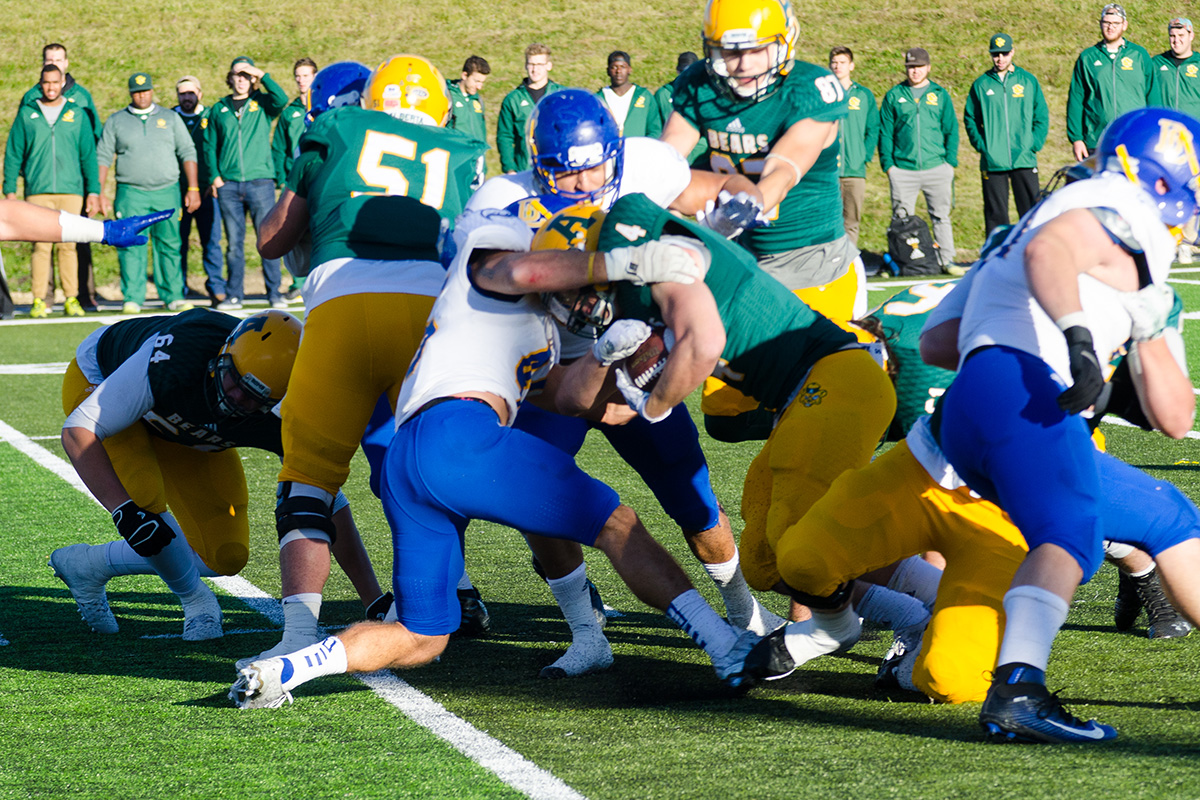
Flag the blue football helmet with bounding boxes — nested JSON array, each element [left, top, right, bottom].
[[527, 89, 624, 205], [306, 61, 372, 125], [1096, 108, 1200, 229]]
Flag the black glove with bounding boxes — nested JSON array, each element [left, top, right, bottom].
[[111, 500, 175, 556], [1057, 325, 1105, 415]]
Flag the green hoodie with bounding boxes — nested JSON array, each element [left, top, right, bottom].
[[1066, 40, 1157, 148], [3, 93, 99, 196], [21, 75, 98, 139], [446, 79, 488, 145], [496, 80, 562, 172], [964, 65, 1048, 171], [878, 79, 958, 172], [839, 81, 879, 178], [1152, 50, 1200, 117], [203, 73, 288, 183]]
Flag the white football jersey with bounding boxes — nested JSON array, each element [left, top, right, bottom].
[[957, 174, 1176, 383], [394, 212, 558, 427]]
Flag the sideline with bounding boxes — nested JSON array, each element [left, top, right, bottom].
[[0, 416, 586, 800]]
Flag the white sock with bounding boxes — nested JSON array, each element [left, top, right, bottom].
[[279, 636, 348, 691], [857, 585, 930, 632], [1129, 563, 1156, 579], [996, 585, 1069, 671], [547, 564, 603, 637], [104, 539, 218, 578], [887, 556, 943, 609], [783, 605, 860, 664], [666, 589, 738, 656], [281, 593, 322, 644], [145, 514, 201, 597], [456, 570, 474, 591]]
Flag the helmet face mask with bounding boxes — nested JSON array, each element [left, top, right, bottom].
[[208, 311, 303, 420], [306, 61, 372, 126], [530, 202, 617, 338], [528, 89, 624, 207], [703, 0, 798, 100], [364, 55, 451, 127], [1096, 108, 1200, 233]]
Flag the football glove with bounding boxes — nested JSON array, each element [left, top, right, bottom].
[[102, 209, 174, 247], [695, 190, 768, 239], [111, 500, 175, 557], [1116, 283, 1174, 342], [1057, 325, 1105, 415], [592, 319, 652, 366], [603, 240, 707, 285], [614, 367, 672, 423]]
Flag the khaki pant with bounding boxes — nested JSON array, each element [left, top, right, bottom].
[[839, 176, 866, 245], [27, 194, 82, 302]]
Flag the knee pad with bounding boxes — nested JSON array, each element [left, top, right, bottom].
[[212, 541, 250, 576], [275, 481, 336, 544]]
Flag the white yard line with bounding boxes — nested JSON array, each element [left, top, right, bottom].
[[0, 417, 585, 800]]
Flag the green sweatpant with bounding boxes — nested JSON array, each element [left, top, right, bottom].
[[115, 184, 183, 306]]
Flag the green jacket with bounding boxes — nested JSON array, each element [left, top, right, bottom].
[[595, 84, 662, 138], [446, 79, 488, 145], [1152, 51, 1200, 118], [496, 80, 562, 172], [963, 65, 1048, 172], [203, 73, 289, 183], [173, 104, 212, 186], [654, 79, 708, 164], [3, 94, 99, 196], [1066, 40, 1157, 148], [21, 75, 99, 139], [879, 80, 958, 172], [839, 81, 879, 178], [272, 94, 308, 185], [97, 103, 196, 191]]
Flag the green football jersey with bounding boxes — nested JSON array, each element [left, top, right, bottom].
[[94, 309, 283, 453], [670, 60, 847, 254], [599, 193, 854, 410], [868, 281, 958, 441], [287, 106, 487, 266]]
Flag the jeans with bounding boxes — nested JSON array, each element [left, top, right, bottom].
[[181, 189, 223, 300], [215, 178, 281, 302]]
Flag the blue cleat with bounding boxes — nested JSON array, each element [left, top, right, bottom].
[[979, 663, 1117, 744]]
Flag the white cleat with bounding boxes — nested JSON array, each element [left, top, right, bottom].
[[49, 544, 118, 634], [730, 597, 787, 636], [182, 585, 224, 641], [230, 658, 293, 709], [539, 632, 614, 679], [235, 633, 319, 672]]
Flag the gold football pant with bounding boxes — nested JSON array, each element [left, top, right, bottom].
[[739, 348, 896, 590], [62, 360, 250, 575], [774, 439, 1028, 703], [278, 292, 434, 494]]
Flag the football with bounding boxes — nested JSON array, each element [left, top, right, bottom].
[[620, 324, 671, 391]]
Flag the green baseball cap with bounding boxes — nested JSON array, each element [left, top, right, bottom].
[[230, 56, 255, 70], [989, 33, 1013, 53], [127, 72, 153, 92]]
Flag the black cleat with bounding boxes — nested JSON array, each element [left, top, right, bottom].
[[1140, 571, 1192, 639], [741, 625, 796, 681], [366, 591, 394, 621], [1113, 570, 1142, 631], [979, 664, 1116, 744], [456, 587, 491, 636]]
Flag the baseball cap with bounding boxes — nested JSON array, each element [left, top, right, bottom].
[[1100, 3, 1126, 20], [989, 33, 1013, 53], [607, 51, 631, 66], [176, 75, 202, 93], [1169, 17, 1193, 32], [904, 48, 931, 66], [230, 56, 255, 70], [127, 72, 153, 93]]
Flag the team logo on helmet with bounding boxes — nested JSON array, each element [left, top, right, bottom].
[[1154, 119, 1200, 173]]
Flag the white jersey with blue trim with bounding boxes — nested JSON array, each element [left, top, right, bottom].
[[956, 173, 1176, 383], [394, 211, 558, 428]]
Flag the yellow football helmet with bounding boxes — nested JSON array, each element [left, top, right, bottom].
[[702, 0, 799, 99], [363, 55, 451, 127], [210, 310, 302, 418], [532, 204, 615, 338]]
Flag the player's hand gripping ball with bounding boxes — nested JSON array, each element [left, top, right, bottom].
[[618, 324, 674, 391]]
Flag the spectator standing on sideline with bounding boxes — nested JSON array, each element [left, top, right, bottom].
[[879, 47, 959, 269], [97, 73, 199, 314], [21, 44, 100, 311], [203, 56, 288, 310], [654, 52, 707, 165], [1067, 3, 1157, 161], [1152, 18, 1200, 261], [596, 51, 661, 138], [496, 43, 562, 173], [447, 55, 490, 148], [272, 57, 316, 301], [963, 33, 1049, 238], [4, 64, 100, 319], [829, 46, 878, 246], [173, 76, 223, 303]]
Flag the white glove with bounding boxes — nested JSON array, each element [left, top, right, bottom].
[[614, 368, 672, 423], [1117, 284, 1175, 342], [695, 190, 768, 239], [603, 239, 707, 285], [592, 319, 652, 366]]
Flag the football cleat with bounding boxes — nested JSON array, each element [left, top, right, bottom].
[[712, 627, 763, 690], [181, 585, 224, 641], [235, 632, 321, 673], [230, 658, 293, 710], [49, 544, 118, 634], [741, 625, 795, 682], [1113, 570, 1142, 631], [539, 631, 614, 679], [1140, 573, 1192, 639], [366, 591, 394, 621], [980, 664, 1117, 744], [456, 587, 491, 636]]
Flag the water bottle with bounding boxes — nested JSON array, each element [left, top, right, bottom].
[[882, 253, 899, 277]]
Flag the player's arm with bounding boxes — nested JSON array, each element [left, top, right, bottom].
[[668, 170, 758, 216], [257, 188, 309, 259], [1127, 333, 1195, 438], [754, 118, 840, 212], [62, 426, 133, 512], [1026, 210, 1140, 318], [477, 240, 706, 293], [919, 319, 960, 370], [660, 111, 701, 158], [641, 280, 725, 418]]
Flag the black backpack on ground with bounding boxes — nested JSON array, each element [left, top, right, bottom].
[[886, 214, 941, 276]]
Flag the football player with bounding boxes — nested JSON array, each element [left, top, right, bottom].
[[661, 0, 869, 443], [230, 209, 758, 708], [935, 108, 1200, 743], [51, 309, 389, 639], [242, 55, 488, 670]]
